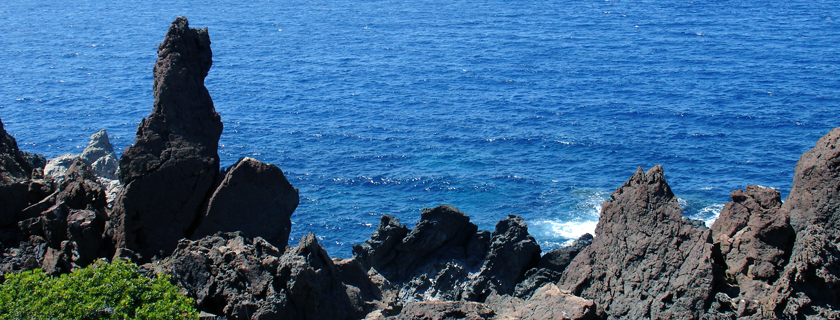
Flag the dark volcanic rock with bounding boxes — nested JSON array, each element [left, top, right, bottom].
[[276, 233, 357, 320], [145, 232, 282, 319], [461, 215, 541, 301], [768, 128, 840, 318], [192, 157, 299, 247], [0, 118, 36, 227], [352, 205, 489, 302], [16, 160, 108, 271], [514, 233, 593, 299], [109, 16, 223, 259], [148, 232, 363, 320], [355, 205, 548, 305], [0, 119, 33, 180], [2, 159, 107, 275], [537, 233, 593, 273], [354, 205, 485, 283], [708, 185, 792, 315], [353, 214, 410, 274], [558, 166, 716, 319]]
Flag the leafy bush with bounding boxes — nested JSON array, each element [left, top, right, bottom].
[[0, 259, 198, 319]]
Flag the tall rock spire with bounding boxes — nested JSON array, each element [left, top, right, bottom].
[[109, 16, 223, 259]]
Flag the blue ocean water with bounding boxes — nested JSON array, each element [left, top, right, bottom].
[[0, 0, 838, 257]]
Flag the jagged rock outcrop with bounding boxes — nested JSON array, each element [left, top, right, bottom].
[[353, 205, 487, 289], [42, 130, 121, 208], [192, 157, 299, 247], [147, 231, 375, 320], [558, 166, 716, 319], [0, 119, 38, 227], [460, 214, 541, 301], [4, 159, 108, 275], [707, 185, 792, 318], [107, 17, 299, 261], [108, 16, 223, 260], [79, 129, 119, 180], [514, 233, 593, 299], [768, 127, 840, 318], [353, 205, 544, 305]]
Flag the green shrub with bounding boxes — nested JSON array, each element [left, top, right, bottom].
[[0, 259, 198, 320]]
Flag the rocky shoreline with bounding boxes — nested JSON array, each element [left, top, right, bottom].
[[1, 16, 839, 319]]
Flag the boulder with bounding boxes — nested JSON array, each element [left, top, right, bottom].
[[708, 185, 792, 310], [192, 157, 299, 247], [109, 16, 223, 259], [558, 166, 716, 319]]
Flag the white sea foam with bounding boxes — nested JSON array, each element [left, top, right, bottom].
[[700, 203, 725, 227], [542, 219, 598, 242], [535, 189, 607, 247]]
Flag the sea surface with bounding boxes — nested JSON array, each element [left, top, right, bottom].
[[1, 0, 838, 258]]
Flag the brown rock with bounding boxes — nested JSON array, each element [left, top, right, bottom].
[[384, 301, 495, 320], [489, 283, 597, 320], [709, 185, 792, 311], [768, 128, 840, 318], [558, 166, 716, 319]]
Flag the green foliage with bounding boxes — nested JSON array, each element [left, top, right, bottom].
[[0, 259, 198, 320]]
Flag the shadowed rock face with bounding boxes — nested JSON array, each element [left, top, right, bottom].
[[769, 128, 840, 318], [0, 119, 36, 227], [710, 186, 793, 306], [559, 166, 716, 319], [109, 16, 223, 259], [192, 157, 299, 248]]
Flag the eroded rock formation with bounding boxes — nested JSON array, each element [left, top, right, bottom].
[[767, 127, 840, 318], [558, 165, 716, 319], [108, 16, 223, 259], [107, 17, 298, 260]]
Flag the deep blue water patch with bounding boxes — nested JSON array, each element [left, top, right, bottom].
[[1, 0, 838, 257]]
